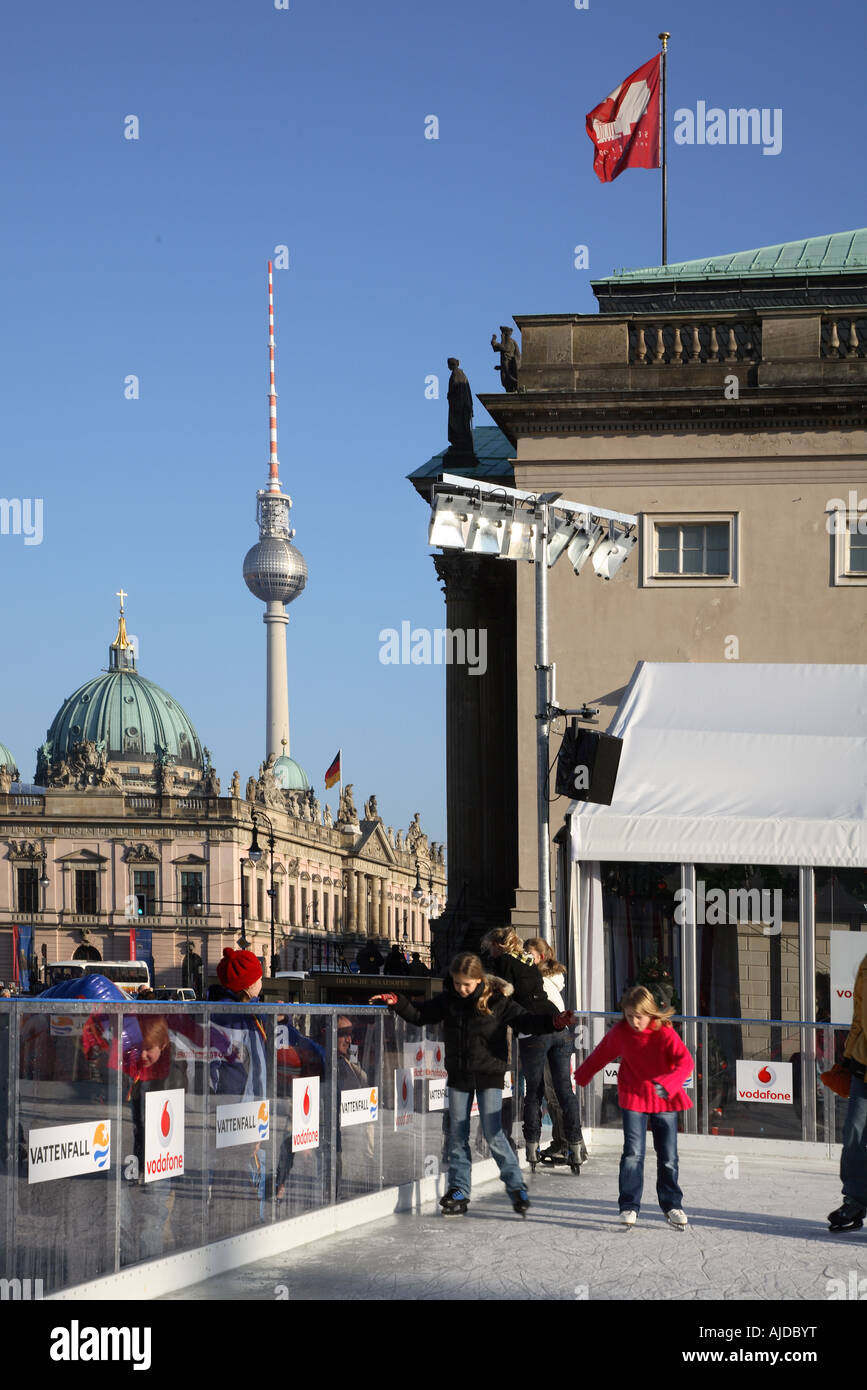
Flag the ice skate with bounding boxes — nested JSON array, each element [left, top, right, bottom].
[[539, 1140, 568, 1167], [565, 1141, 583, 1174], [620, 1209, 637, 1226], [439, 1187, 469, 1216], [510, 1185, 531, 1217], [665, 1208, 688, 1230], [828, 1199, 866, 1232], [526, 1141, 540, 1173]]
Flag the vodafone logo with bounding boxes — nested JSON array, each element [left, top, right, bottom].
[[402, 1077, 408, 1103], [303, 1086, 310, 1118], [158, 1099, 174, 1149], [435, 1045, 442, 1065], [415, 1046, 424, 1063], [735, 1060, 793, 1104]]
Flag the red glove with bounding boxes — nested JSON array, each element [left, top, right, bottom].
[[370, 993, 398, 1006], [552, 1010, 576, 1030]]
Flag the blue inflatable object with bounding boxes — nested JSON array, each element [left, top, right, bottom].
[[39, 974, 128, 1002], [39, 974, 143, 1064]]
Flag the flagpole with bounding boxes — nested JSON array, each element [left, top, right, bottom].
[[659, 32, 670, 265]]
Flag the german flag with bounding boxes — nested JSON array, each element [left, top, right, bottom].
[[324, 751, 341, 789]]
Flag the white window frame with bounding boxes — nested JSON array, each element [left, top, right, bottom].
[[641, 512, 739, 588], [830, 507, 867, 587]]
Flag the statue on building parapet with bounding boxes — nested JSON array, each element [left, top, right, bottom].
[[311, 793, 321, 825], [363, 794, 380, 822], [230, 770, 241, 798], [395, 829, 403, 850], [491, 325, 521, 392], [204, 766, 220, 797], [337, 783, 358, 826], [153, 744, 177, 796], [386, 825, 395, 846], [0, 763, 14, 794], [246, 775, 257, 803], [446, 357, 474, 453], [323, 802, 333, 828]]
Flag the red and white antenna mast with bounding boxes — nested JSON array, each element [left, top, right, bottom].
[[267, 259, 280, 492]]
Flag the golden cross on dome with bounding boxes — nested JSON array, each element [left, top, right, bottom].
[[116, 588, 128, 614]]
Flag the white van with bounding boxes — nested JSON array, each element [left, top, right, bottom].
[[44, 960, 151, 998]]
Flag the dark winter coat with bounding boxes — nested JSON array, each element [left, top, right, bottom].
[[390, 976, 561, 1092], [480, 950, 553, 1015]]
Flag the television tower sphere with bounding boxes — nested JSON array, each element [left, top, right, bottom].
[[243, 536, 308, 604]]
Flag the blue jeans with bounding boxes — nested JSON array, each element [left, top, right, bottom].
[[619, 1109, 683, 1213], [447, 1087, 525, 1196], [841, 1074, 867, 1207], [520, 1033, 583, 1145]]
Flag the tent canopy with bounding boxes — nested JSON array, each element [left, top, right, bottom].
[[568, 663, 867, 867]]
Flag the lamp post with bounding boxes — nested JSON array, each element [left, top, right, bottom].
[[428, 473, 638, 944], [249, 808, 278, 976], [239, 855, 250, 949]]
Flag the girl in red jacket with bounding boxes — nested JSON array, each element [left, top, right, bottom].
[[575, 985, 693, 1228]]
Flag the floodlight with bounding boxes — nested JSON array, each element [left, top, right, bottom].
[[566, 520, 602, 575], [429, 493, 470, 549], [466, 499, 507, 556], [546, 515, 577, 567], [591, 530, 637, 580], [500, 505, 538, 562]]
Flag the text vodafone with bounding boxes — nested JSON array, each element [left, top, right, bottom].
[[144, 1153, 183, 1176]]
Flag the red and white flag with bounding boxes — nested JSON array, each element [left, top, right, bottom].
[[586, 54, 660, 183]]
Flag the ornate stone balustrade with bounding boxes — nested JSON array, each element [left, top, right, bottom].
[[629, 319, 761, 366], [821, 317, 867, 358]]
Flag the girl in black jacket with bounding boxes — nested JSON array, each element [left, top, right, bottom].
[[372, 952, 571, 1217]]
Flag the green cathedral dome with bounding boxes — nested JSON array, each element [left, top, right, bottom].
[[273, 753, 309, 790], [36, 608, 204, 782], [0, 743, 19, 776]]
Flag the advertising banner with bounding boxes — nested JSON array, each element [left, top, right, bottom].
[[830, 931, 867, 1024], [428, 1078, 447, 1112], [394, 1068, 415, 1129], [215, 1100, 269, 1149], [735, 1060, 794, 1104], [292, 1076, 320, 1152], [340, 1087, 378, 1127], [603, 1062, 621, 1086], [28, 1119, 111, 1184], [144, 1089, 185, 1182]]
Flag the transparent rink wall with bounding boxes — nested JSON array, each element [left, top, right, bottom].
[[0, 1001, 524, 1296], [0, 1000, 850, 1297]]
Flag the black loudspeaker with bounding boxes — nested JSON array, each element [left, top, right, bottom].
[[555, 723, 623, 805]]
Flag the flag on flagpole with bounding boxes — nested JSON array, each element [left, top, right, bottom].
[[586, 53, 660, 183], [324, 751, 341, 790]]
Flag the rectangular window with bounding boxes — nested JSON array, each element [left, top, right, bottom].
[[75, 869, 98, 915], [312, 890, 320, 926], [656, 522, 730, 575], [241, 874, 249, 917], [301, 886, 308, 924], [847, 518, 867, 573], [642, 514, 738, 587], [273, 883, 281, 924], [17, 867, 38, 914], [289, 884, 296, 925], [831, 509, 867, 586], [257, 878, 264, 922], [180, 871, 203, 914], [132, 869, 156, 917]]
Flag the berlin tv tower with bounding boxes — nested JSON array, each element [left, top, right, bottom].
[[242, 262, 308, 761]]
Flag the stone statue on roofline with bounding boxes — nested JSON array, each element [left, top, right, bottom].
[[491, 325, 521, 392], [446, 358, 474, 453]]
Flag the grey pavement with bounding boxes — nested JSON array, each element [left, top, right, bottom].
[[161, 1147, 867, 1301]]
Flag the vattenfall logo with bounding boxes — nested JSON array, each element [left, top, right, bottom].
[[257, 1101, 269, 1139], [369, 1089, 377, 1121]]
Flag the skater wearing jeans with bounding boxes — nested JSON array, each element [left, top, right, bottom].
[[372, 953, 570, 1217], [828, 951, 867, 1232], [575, 985, 693, 1228]]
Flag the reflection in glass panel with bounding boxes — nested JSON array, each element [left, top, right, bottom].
[[601, 863, 680, 1013], [815, 868, 867, 1141]]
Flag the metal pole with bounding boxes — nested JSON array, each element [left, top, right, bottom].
[[659, 32, 670, 265], [536, 502, 553, 943], [240, 856, 247, 946]]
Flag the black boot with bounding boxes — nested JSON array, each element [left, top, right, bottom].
[[510, 1185, 530, 1217], [828, 1199, 866, 1231], [539, 1140, 568, 1166], [526, 1141, 540, 1172], [439, 1186, 469, 1216]]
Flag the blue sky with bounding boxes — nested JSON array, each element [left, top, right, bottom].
[[1, 0, 865, 843]]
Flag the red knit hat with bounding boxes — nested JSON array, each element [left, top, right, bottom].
[[217, 948, 262, 993]]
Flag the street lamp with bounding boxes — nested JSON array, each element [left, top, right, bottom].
[[428, 472, 638, 943], [249, 808, 278, 977]]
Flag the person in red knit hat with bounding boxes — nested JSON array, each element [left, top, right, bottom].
[[575, 984, 694, 1229], [211, 947, 264, 1002]]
